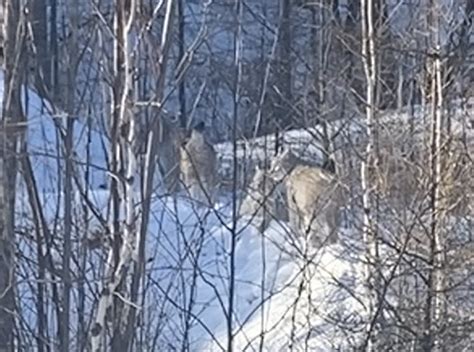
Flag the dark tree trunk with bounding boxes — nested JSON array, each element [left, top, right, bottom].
[[274, 0, 291, 153], [177, 0, 186, 128], [31, 0, 50, 91], [0, 0, 25, 351], [50, 0, 59, 100]]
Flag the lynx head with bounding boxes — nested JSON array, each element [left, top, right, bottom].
[[193, 121, 206, 132], [270, 148, 299, 177]]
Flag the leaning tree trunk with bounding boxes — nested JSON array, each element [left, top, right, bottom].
[[0, 1, 25, 351]]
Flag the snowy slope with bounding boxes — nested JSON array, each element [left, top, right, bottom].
[[0, 70, 108, 193], [216, 98, 474, 185], [202, 231, 367, 351], [135, 95, 473, 349], [8, 72, 472, 351], [145, 198, 367, 351], [2, 72, 367, 351]]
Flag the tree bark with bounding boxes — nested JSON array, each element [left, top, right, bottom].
[[360, 0, 380, 349], [177, 0, 186, 128], [0, 1, 25, 351], [90, 0, 146, 350], [49, 0, 58, 100], [60, 0, 79, 349], [422, 1, 445, 350], [123, 0, 175, 349], [274, 0, 291, 152], [31, 0, 50, 91]]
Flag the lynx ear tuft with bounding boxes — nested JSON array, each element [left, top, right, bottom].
[[193, 121, 205, 132]]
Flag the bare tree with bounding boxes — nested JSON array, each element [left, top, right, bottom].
[[228, 1, 243, 350], [360, 0, 381, 349], [273, 0, 292, 152], [0, 0, 26, 350], [177, 0, 187, 128], [1, 0, 472, 351], [422, 1, 447, 350], [91, 0, 137, 350], [59, 0, 80, 350], [124, 0, 176, 349], [90, 0, 177, 350], [30, 0, 50, 91]]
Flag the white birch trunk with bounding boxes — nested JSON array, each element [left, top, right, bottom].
[[431, 44, 445, 352], [90, 1, 137, 350], [360, 0, 379, 349], [430, 1, 445, 349], [421, 1, 446, 350]]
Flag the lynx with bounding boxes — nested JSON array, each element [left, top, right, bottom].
[[239, 166, 288, 231], [155, 113, 184, 194], [180, 121, 217, 206], [271, 150, 340, 246]]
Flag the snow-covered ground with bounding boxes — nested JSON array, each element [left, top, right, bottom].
[[4, 69, 473, 350], [3, 71, 370, 351], [146, 198, 367, 351], [0, 71, 108, 193], [216, 98, 474, 192]]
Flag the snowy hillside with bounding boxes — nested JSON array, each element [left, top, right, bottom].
[[4, 71, 369, 351], [216, 98, 474, 191], [4, 67, 473, 351], [144, 198, 367, 351], [1, 0, 472, 350], [0, 71, 108, 193]]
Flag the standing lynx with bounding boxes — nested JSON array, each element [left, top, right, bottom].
[[239, 166, 288, 231], [271, 150, 340, 246], [180, 121, 217, 206]]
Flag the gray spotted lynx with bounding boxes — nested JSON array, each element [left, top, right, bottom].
[[180, 122, 217, 207], [270, 149, 340, 246]]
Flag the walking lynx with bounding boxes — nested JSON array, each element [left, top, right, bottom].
[[271, 150, 340, 246]]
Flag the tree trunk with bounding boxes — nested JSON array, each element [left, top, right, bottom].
[[123, 0, 175, 349], [228, 1, 243, 351], [21, 151, 53, 352], [49, 0, 59, 100], [274, 0, 291, 152], [0, 1, 25, 351], [177, 0, 186, 128], [91, 0, 144, 350], [31, 0, 50, 91], [422, 1, 445, 350], [360, 0, 380, 349], [60, 0, 79, 349]]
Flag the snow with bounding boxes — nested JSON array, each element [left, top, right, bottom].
[[3, 71, 368, 351], [146, 198, 367, 351], [0, 70, 108, 193], [5, 70, 472, 350]]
